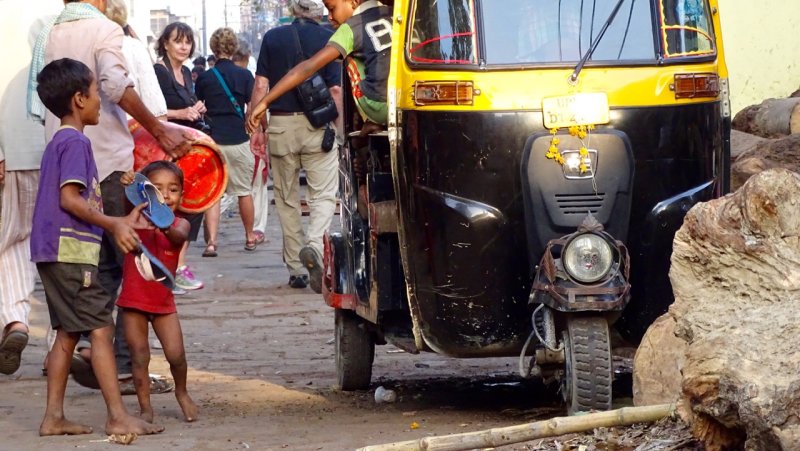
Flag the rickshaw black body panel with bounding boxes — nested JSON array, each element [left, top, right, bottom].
[[395, 103, 723, 355], [522, 129, 634, 261]]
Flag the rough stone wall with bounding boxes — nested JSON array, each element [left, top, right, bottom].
[[720, 1, 800, 114]]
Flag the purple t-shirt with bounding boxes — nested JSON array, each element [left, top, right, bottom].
[[31, 127, 104, 264]]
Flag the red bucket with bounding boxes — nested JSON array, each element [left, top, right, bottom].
[[129, 120, 227, 214]]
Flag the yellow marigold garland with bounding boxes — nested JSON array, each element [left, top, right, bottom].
[[545, 124, 596, 174]]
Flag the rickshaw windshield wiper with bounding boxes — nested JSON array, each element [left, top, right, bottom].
[[569, 0, 627, 85]]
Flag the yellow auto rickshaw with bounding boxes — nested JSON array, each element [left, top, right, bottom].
[[323, 0, 729, 413]]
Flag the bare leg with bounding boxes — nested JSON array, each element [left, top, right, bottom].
[[238, 194, 255, 243], [152, 313, 197, 422], [204, 200, 220, 247], [177, 241, 189, 268], [122, 310, 154, 422], [87, 326, 164, 435], [39, 329, 93, 436], [4, 321, 29, 334]]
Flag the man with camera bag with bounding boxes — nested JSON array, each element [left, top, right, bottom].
[[250, 0, 342, 292]]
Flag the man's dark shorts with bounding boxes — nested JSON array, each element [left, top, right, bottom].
[[37, 262, 113, 333]]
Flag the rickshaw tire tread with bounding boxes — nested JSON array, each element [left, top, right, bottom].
[[566, 317, 612, 413], [335, 309, 375, 391]]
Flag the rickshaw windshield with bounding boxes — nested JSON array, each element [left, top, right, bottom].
[[407, 0, 715, 66]]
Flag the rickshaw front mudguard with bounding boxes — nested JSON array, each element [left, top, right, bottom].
[[614, 180, 716, 341]]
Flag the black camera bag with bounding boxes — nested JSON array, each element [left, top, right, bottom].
[[290, 24, 338, 129]]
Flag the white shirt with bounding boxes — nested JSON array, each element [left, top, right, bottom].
[[0, 0, 62, 170], [122, 35, 168, 118], [43, 17, 135, 182]]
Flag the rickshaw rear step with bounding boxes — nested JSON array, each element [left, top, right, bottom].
[[347, 130, 389, 138]]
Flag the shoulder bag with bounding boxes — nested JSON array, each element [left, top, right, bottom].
[[210, 67, 244, 119], [290, 24, 338, 129]]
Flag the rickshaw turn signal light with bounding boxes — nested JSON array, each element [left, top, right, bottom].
[[672, 73, 720, 99], [413, 81, 476, 106]]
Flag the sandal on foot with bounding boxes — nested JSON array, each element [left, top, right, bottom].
[[0, 330, 28, 375], [244, 239, 257, 252], [253, 231, 265, 245], [202, 243, 218, 257], [299, 246, 323, 294]]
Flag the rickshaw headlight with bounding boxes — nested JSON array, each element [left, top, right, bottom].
[[563, 233, 614, 283]]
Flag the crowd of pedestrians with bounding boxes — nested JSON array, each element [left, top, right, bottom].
[[0, 0, 391, 439]]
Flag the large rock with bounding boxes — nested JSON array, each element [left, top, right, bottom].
[[635, 169, 800, 450], [730, 130, 768, 161], [730, 134, 800, 191], [632, 314, 686, 406]]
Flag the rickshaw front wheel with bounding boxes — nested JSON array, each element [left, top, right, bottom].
[[562, 316, 613, 414], [335, 309, 375, 391]]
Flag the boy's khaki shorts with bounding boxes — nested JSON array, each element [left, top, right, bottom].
[[37, 262, 112, 333]]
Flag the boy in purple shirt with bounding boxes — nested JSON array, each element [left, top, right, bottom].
[[31, 58, 163, 437]]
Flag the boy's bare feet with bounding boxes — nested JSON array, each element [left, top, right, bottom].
[[106, 413, 164, 435], [358, 121, 384, 137], [39, 416, 93, 436], [138, 407, 154, 424], [176, 392, 199, 422]]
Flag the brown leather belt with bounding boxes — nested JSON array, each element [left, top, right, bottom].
[[270, 111, 305, 116]]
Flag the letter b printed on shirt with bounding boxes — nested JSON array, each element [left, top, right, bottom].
[[365, 19, 392, 52]]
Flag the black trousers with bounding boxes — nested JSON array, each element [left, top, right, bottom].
[[91, 172, 132, 374]]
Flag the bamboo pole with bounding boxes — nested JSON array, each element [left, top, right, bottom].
[[358, 403, 675, 451]]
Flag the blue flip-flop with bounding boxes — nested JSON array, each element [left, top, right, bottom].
[[134, 243, 175, 290], [124, 173, 174, 229]]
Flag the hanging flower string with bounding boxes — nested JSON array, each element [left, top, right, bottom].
[[545, 124, 596, 173], [545, 129, 564, 164]]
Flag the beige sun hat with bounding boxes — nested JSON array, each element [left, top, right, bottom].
[[290, 0, 325, 18]]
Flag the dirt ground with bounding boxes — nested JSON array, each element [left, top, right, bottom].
[[0, 208, 698, 450]]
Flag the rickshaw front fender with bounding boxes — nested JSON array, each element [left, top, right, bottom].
[[615, 180, 716, 340]]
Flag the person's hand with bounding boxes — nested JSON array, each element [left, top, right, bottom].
[[108, 203, 154, 253], [181, 107, 201, 122], [152, 121, 194, 160], [120, 170, 136, 186], [192, 101, 207, 115], [0, 159, 5, 186], [246, 101, 268, 135], [127, 202, 156, 230], [249, 131, 267, 160]]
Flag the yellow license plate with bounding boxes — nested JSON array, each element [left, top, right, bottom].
[[542, 93, 610, 129]]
